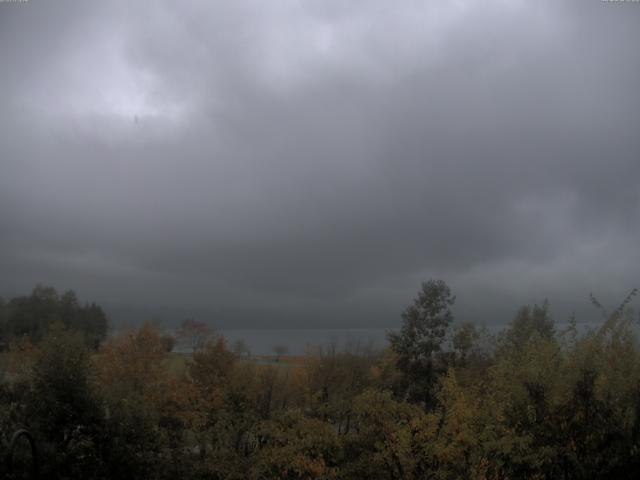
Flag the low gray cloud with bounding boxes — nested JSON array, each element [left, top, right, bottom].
[[1, 0, 639, 327]]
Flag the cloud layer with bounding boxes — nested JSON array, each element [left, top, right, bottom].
[[1, 0, 639, 327]]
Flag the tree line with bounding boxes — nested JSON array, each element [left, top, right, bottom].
[[0, 285, 108, 349], [0, 281, 639, 479]]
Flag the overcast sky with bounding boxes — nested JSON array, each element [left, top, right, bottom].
[[1, 0, 639, 328]]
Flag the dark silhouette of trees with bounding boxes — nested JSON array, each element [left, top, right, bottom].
[[388, 279, 455, 409], [501, 300, 555, 352], [0, 285, 107, 349], [175, 318, 212, 352]]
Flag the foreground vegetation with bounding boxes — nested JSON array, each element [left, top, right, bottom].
[[0, 282, 639, 479]]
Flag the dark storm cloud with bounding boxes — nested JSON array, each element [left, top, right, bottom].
[[1, 0, 639, 327]]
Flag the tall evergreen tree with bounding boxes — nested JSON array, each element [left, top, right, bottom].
[[388, 279, 455, 409]]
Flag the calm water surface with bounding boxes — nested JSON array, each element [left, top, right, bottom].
[[168, 320, 619, 356]]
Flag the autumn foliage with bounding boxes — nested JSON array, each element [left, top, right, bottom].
[[0, 283, 640, 479]]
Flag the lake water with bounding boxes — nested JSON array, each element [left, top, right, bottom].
[[170, 319, 623, 356], [208, 328, 392, 356]]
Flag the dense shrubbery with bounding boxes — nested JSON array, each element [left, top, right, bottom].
[[1, 282, 640, 479]]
